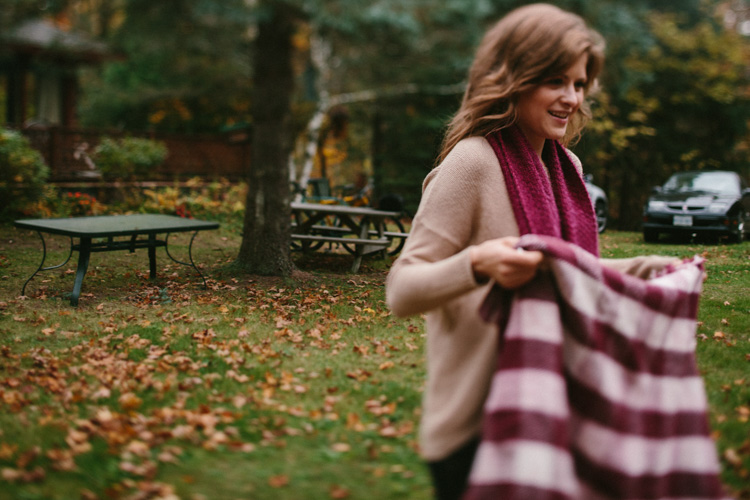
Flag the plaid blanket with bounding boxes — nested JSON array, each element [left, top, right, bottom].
[[466, 235, 728, 500]]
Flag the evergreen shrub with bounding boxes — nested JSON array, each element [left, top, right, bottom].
[[0, 128, 50, 218], [93, 137, 168, 180]]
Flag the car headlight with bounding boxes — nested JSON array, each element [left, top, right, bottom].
[[707, 202, 729, 214], [647, 201, 667, 211]]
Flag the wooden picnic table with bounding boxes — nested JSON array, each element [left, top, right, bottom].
[[14, 214, 219, 306], [290, 202, 405, 272]]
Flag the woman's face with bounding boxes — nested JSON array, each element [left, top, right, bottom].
[[515, 53, 588, 156]]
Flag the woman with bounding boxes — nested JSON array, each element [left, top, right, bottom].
[[385, 4, 676, 500]]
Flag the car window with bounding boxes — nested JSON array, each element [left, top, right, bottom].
[[663, 172, 740, 196]]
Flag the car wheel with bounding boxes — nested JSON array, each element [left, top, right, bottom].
[[643, 228, 659, 243], [594, 200, 607, 233], [732, 212, 745, 244]]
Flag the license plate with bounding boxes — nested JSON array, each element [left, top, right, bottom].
[[673, 215, 693, 226]]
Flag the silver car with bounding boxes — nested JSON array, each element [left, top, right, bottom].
[[584, 174, 608, 233]]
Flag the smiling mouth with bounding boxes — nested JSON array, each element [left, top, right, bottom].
[[549, 111, 569, 119]]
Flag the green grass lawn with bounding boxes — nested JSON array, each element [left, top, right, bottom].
[[0, 225, 748, 499]]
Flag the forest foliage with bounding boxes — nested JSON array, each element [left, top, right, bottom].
[[2, 0, 749, 229]]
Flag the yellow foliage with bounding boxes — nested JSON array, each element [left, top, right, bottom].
[[149, 110, 167, 124], [292, 25, 311, 51]]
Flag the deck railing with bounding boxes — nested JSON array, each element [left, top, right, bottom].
[[19, 126, 251, 182]]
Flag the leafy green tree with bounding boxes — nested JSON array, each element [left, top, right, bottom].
[[637, 12, 749, 171], [291, 0, 494, 207], [238, 0, 496, 275], [577, 6, 750, 229], [78, 0, 254, 133]]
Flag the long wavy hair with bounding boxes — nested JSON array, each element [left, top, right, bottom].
[[438, 3, 605, 162]]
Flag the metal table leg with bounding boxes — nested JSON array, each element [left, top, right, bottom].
[[148, 233, 157, 279], [21, 231, 74, 297], [70, 237, 92, 307], [164, 231, 208, 288]]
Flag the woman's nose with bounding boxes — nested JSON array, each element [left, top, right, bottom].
[[560, 83, 579, 105]]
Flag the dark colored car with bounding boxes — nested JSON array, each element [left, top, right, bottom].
[[642, 170, 750, 243], [584, 174, 608, 233]]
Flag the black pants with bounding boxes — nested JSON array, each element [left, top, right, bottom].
[[427, 438, 480, 500]]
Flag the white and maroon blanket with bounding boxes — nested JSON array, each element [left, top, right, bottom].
[[466, 235, 728, 500]]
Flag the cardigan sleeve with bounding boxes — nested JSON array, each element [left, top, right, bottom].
[[601, 255, 679, 279], [386, 141, 497, 318]]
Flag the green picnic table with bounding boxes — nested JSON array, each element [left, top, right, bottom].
[[14, 214, 219, 306]]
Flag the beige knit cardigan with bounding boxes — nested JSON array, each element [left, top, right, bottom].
[[386, 136, 675, 461]]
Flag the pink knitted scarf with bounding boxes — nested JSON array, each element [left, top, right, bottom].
[[486, 126, 599, 256]]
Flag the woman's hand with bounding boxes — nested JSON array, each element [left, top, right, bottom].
[[470, 236, 544, 289]]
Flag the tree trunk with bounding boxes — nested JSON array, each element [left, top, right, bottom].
[[297, 33, 331, 190], [236, 2, 296, 276]]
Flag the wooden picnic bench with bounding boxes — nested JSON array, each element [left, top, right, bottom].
[[290, 202, 406, 272]]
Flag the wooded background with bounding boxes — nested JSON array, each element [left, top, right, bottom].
[[2, 0, 749, 271]]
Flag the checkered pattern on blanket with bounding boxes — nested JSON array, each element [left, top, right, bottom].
[[466, 235, 728, 500]]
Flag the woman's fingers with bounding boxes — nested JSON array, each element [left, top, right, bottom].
[[471, 237, 544, 288], [496, 251, 543, 288], [504, 247, 544, 266]]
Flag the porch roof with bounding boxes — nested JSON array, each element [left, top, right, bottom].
[[2, 18, 116, 65]]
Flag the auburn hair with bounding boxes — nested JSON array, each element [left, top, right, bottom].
[[438, 3, 605, 162]]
